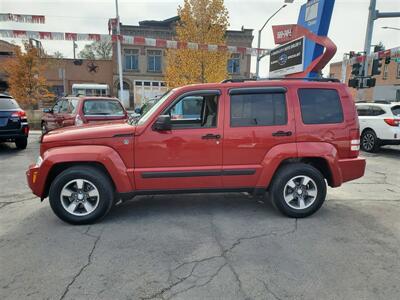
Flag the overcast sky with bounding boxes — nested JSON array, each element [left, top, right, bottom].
[[1, 0, 400, 77]]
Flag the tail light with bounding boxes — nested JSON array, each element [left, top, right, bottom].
[[75, 114, 83, 126], [349, 128, 360, 157], [384, 118, 400, 126], [11, 110, 26, 118]]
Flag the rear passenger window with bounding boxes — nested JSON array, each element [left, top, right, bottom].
[[356, 105, 371, 116], [230, 92, 287, 127], [298, 89, 343, 124]]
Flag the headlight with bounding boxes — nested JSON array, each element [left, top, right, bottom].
[[36, 156, 43, 167]]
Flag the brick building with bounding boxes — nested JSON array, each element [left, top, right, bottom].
[[112, 16, 254, 108], [329, 58, 400, 102], [0, 40, 18, 92]]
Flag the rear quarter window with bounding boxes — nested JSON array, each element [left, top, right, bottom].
[[0, 98, 19, 109], [298, 88, 343, 124], [391, 105, 400, 116], [83, 99, 124, 116]]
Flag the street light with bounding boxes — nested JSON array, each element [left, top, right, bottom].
[[255, 4, 287, 78], [382, 26, 400, 31]]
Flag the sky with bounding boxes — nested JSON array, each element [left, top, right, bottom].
[[1, 0, 400, 77]]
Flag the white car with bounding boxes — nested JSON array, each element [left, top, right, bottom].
[[356, 102, 400, 152]]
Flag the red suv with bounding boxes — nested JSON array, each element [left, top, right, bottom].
[[41, 96, 128, 133], [27, 79, 366, 224]]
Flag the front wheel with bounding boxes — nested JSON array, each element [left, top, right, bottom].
[[270, 163, 326, 218], [49, 166, 114, 225]]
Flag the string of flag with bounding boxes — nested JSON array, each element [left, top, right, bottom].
[[345, 47, 400, 64], [0, 13, 45, 24], [0, 29, 270, 56]]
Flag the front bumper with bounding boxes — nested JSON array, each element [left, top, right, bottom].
[[26, 164, 44, 198], [338, 157, 366, 184]]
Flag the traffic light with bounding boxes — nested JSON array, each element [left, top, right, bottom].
[[371, 58, 382, 76], [385, 56, 391, 64], [351, 62, 362, 76], [366, 77, 376, 88], [348, 78, 359, 88]]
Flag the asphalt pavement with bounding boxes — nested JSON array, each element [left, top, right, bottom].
[[1, 134, 399, 300]]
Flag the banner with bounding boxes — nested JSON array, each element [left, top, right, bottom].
[[0, 29, 270, 57], [0, 13, 45, 24]]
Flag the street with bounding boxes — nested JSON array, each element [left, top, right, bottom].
[[1, 134, 400, 300]]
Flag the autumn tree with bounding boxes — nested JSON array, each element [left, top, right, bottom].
[[0, 43, 53, 109], [165, 0, 230, 87], [79, 40, 112, 60]]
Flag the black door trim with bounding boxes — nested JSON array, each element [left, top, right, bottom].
[[141, 168, 256, 179]]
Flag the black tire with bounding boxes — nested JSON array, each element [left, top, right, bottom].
[[49, 166, 114, 225], [15, 137, 27, 149], [41, 122, 48, 135], [361, 129, 380, 153], [270, 163, 327, 218]]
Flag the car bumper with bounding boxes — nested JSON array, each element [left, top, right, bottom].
[[26, 164, 44, 198], [0, 126, 29, 141], [338, 157, 366, 184]]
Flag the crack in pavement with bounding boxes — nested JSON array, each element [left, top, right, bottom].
[[59, 227, 104, 300], [261, 280, 282, 300], [139, 218, 298, 300]]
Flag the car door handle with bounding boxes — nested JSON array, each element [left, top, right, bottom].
[[202, 134, 221, 139], [272, 131, 292, 137]]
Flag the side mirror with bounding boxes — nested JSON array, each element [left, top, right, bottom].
[[134, 107, 142, 114], [43, 108, 53, 113], [152, 115, 172, 131]]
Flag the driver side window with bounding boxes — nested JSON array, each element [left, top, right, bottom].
[[165, 94, 219, 129]]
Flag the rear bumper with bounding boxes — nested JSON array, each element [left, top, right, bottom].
[[0, 126, 29, 141], [338, 157, 366, 184]]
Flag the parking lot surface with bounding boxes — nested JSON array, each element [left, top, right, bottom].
[[1, 134, 400, 300]]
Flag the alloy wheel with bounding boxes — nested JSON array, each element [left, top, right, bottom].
[[283, 175, 318, 210], [60, 179, 100, 216]]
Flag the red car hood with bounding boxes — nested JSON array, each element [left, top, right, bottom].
[[43, 122, 135, 143]]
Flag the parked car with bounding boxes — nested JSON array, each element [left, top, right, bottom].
[[0, 94, 29, 149], [27, 78, 366, 224], [41, 96, 128, 134], [355, 101, 400, 152]]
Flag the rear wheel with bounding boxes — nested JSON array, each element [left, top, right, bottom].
[[361, 129, 380, 153], [15, 137, 27, 149], [270, 163, 326, 218], [49, 166, 114, 225]]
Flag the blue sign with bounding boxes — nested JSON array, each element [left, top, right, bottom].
[[297, 0, 335, 77]]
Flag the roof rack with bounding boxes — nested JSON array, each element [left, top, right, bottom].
[[221, 77, 340, 83]]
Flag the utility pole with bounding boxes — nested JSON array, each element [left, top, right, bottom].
[[73, 40, 77, 59], [255, 4, 287, 78], [115, 0, 124, 104]]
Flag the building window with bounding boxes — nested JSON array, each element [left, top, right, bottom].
[[124, 49, 139, 71], [383, 64, 388, 80], [227, 53, 240, 74], [147, 50, 162, 72], [397, 63, 400, 79]]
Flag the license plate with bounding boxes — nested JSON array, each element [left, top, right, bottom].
[[0, 118, 8, 127]]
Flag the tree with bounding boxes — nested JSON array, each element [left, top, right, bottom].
[[165, 0, 230, 87], [0, 43, 53, 109], [79, 40, 112, 60]]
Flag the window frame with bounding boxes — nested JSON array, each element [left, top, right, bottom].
[[229, 87, 288, 128], [147, 49, 162, 73], [159, 90, 221, 130], [297, 88, 344, 125], [124, 48, 139, 71]]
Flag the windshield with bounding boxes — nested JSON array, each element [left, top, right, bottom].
[[0, 97, 19, 110], [391, 105, 400, 116], [136, 89, 175, 125], [83, 99, 124, 116]]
